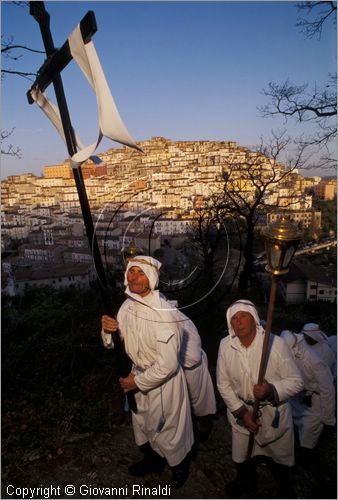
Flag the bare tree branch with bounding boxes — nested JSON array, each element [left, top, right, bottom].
[[1, 1, 43, 80], [260, 3, 336, 171], [2, 68, 38, 80], [260, 76, 337, 121], [1, 129, 22, 158], [296, 1, 337, 39], [1, 36, 43, 80], [2, 3, 43, 158], [191, 132, 310, 293], [2, 43, 44, 56], [259, 75, 337, 168]]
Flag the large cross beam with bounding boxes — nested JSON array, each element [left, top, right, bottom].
[[27, 1, 137, 412], [27, 9, 97, 100]]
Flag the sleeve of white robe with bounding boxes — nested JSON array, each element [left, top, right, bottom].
[[267, 337, 304, 401], [134, 329, 180, 393], [179, 318, 202, 367], [216, 337, 244, 412], [101, 329, 115, 349]]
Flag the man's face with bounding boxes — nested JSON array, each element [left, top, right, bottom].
[[127, 266, 151, 297], [304, 334, 317, 346], [230, 310, 256, 346]]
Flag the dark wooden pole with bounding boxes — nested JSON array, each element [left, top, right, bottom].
[[28, 1, 137, 412], [246, 275, 279, 459]]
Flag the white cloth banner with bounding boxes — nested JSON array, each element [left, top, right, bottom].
[[30, 23, 142, 168]]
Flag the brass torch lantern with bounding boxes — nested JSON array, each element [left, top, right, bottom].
[[246, 216, 303, 460], [263, 216, 303, 276]]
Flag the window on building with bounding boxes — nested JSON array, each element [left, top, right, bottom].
[[310, 284, 317, 290], [319, 290, 324, 295]]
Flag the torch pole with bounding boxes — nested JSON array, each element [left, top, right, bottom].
[[246, 275, 279, 460]]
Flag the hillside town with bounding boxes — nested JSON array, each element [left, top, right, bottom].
[[1, 137, 337, 302]]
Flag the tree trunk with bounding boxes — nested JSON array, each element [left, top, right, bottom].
[[238, 218, 255, 295]]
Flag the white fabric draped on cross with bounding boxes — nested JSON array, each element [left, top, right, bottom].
[[30, 24, 142, 168]]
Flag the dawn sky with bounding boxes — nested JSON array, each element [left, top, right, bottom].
[[1, 1, 336, 179]]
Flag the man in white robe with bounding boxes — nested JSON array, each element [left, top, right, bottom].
[[301, 323, 336, 378], [101, 256, 203, 488], [217, 300, 304, 498], [280, 330, 335, 457], [120, 252, 216, 425]]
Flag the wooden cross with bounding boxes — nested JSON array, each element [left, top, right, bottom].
[[27, 1, 137, 412]]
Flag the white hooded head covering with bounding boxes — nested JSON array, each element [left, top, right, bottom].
[[301, 323, 328, 343], [124, 255, 162, 291], [226, 299, 261, 338], [280, 330, 298, 350]]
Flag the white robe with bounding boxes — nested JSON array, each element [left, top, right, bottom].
[[288, 336, 335, 449], [102, 290, 194, 467], [309, 337, 336, 379], [164, 300, 216, 417], [216, 331, 304, 466], [327, 335, 337, 377]]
